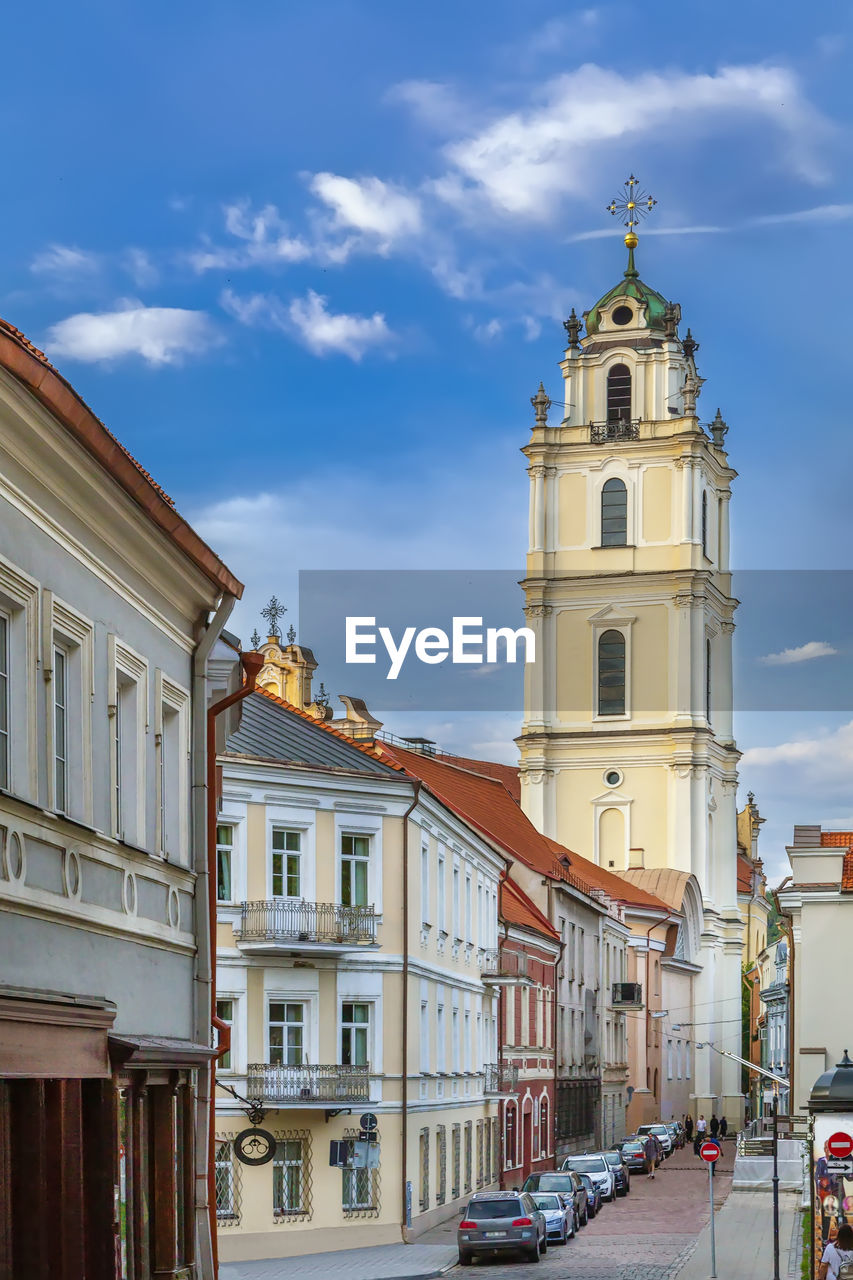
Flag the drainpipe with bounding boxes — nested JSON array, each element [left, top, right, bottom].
[[191, 595, 237, 1280], [206, 646, 265, 1277], [400, 779, 421, 1243], [496, 868, 510, 1187], [553, 936, 565, 1164]]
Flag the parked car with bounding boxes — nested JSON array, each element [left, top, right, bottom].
[[666, 1121, 684, 1149], [458, 1191, 547, 1265], [529, 1191, 575, 1244], [521, 1171, 585, 1230], [619, 1139, 648, 1173], [560, 1153, 615, 1201], [578, 1173, 602, 1218], [602, 1148, 631, 1195], [637, 1123, 673, 1157]]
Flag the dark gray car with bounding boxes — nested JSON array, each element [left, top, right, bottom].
[[458, 1190, 547, 1265]]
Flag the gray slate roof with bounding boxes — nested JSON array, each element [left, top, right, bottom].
[[225, 692, 397, 775]]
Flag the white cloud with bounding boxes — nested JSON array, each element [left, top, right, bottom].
[[432, 63, 829, 219], [288, 290, 393, 359], [189, 200, 311, 273], [386, 80, 472, 133], [309, 172, 422, 252], [760, 641, 838, 666], [45, 300, 220, 366], [470, 317, 503, 343], [123, 247, 159, 287], [750, 203, 853, 227], [30, 244, 101, 277]]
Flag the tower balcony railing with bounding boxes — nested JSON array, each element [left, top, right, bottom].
[[234, 900, 378, 949], [246, 1062, 372, 1104], [483, 1063, 520, 1095], [589, 418, 641, 443]]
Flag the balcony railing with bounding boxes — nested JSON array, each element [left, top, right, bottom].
[[589, 419, 640, 443], [246, 1063, 371, 1104], [483, 1063, 519, 1094], [482, 950, 530, 982], [235, 900, 378, 946]]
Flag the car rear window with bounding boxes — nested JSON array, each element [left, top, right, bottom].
[[467, 1199, 522, 1219], [565, 1157, 607, 1174], [623, 1143, 643, 1152], [532, 1194, 560, 1210], [603, 1151, 621, 1165], [530, 1175, 574, 1191]]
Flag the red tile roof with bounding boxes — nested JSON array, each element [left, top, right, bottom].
[[254, 686, 406, 771], [543, 837, 671, 913], [435, 753, 521, 803], [737, 850, 754, 894], [500, 877, 559, 942], [0, 317, 242, 597], [820, 831, 853, 848], [842, 852, 853, 893]]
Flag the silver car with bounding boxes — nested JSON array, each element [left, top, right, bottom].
[[530, 1191, 575, 1244], [458, 1190, 547, 1264]]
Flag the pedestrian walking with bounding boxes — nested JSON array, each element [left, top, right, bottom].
[[710, 1114, 720, 1138], [719, 1115, 728, 1139], [643, 1132, 658, 1180], [685, 1114, 694, 1143], [819, 1222, 853, 1279]]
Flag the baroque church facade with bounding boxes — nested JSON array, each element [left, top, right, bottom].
[[518, 228, 745, 1124]]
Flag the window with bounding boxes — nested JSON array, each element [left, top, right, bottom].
[[110, 637, 148, 846], [269, 1002, 304, 1065], [216, 825, 234, 903], [437, 1001, 446, 1071], [612, 304, 633, 326], [341, 1002, 369, 1066], [667, 1039, 673, 1080], [598, 630, 626, 716], [706, 639, 712, 724], [273, 1139, 306, 1216], [341, 833, 369, 906], [421, 844, 430, 923], [452, 866, 460, 938], [601, 478, 628, 547], [53, 645, 67, 813], [702, 490, 708, 557], [216, 999, 233, 1071], [437, 853, 446, 932], [272, 829, 301, 897], [606, 363, 632, 423], [465, 873, 472, 942], [215, 1141, 238, 1221], [0, 614, 7, 791], [156, 673, 189, 861], [452, 1007, 460, 1072], [343, 1162, 376, 1212], [420, 999, 430, 1072]]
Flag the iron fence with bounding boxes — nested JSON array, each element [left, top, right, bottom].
[[247, 1063, 371, 1103], [483, 1063, 519, 1094], [236, 900, 377, 945]]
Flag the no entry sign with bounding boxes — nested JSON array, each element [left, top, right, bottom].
[[700, 1141, 721, 1163], [827, 1131, 853, 1159]]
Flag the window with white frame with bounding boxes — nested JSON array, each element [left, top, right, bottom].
[[421, 843, 430, 924], [269, 1002, 304, 1065], [273, 1139, 307, 1216], [667, 1039, 673, 1080], [437, 852, 446, 933], [216, 824, 234, 903], [156, 671, 189, 862], [341, 1002, 370, 1066], [0, 559, 39, 802], [0, 613, 8, 791], [216, 998, 234, 1071], [420, 1000, 430, 1072], [49, 596, 94, 824], [53, 644, 68, 814], [341, 833, 370, 907], [215, 1142, 238, 1220], [452, 1006, 460, 1072], [685, 1042, 691, 1079], [272, 829, 301, 897], [452, 865, 460, 939], [465, 872, 472, 942], [436, 1000, 446, 1071], [110, 637, 148, 846]]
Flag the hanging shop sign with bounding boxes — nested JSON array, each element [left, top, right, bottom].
[[233, 1128, 277, 1166]]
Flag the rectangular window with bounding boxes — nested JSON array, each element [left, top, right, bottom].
[[217, 825, 234, 903], [53, 645, 67, 813], [0, 614, 7, 791], [436, 1002, 445, 1072], [421, 844, 430, 923], [273, 1139, 305, 1215], [452, 1007, 460, 1073], [216, 999, 233, 1071], [215, 1141, 238, 1221], [111, 638, 148, 846], [667, 1039, 673, 1081], [341, 833, 369, 906], [452, 866, 460, 938], [272, 829, 301, 897], [341, 1002, 369, 1066], [342, 1163, 375, 1211], [437, 854, 446, 932], [269, 1002, 304, 1066], [686, 1042, 691, 1080], [420, 1000, 430, 1072], [465, 874, 472, 942]]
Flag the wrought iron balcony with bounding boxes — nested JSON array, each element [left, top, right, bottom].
[[483, 1062, 519, 1095], [234, 900, 378, 952], [246, 1062, 371, 1105], [481, 950, 534, 986], [589, 419, 640, 443]]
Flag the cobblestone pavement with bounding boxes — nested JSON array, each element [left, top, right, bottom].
[[420, 1142, 735, 1280]]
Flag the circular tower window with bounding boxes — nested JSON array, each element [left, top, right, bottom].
[[612, 305, 633, 326], [604, 769, 623, 788]]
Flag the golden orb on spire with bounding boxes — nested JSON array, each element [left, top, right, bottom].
[[624, 231, 639, 249]]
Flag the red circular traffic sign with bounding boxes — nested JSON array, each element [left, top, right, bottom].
[[827, 1132, 853, 1159], [700, 1142, 721, 1163]]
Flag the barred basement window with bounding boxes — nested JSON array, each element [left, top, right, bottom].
[[476, 1119, 484, 1188], [342, 1129, 380, 1217], [215, 1138, 242, 1226], [419, 1127, 430, 1211], [273, 1132, 311, 1220], [606, 363, 632, 423], [464, 1121, 473, 1193], [598, 630, 626, 717], [436, 1125, 447, 1205], [452, 1124, 461, 1200]]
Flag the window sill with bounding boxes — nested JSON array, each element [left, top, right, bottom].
[[593, 544, 636, 551]]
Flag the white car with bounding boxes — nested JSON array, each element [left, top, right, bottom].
[[561, 1154, 615, 1202], [530, 1191, 575, 1244], [637, 1123, 674, 1157]]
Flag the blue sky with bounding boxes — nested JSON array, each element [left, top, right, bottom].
[[3, 0, 853, 875]]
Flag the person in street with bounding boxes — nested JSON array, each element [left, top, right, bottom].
[[818, 1221, 853, 1279], [709, 1114, 720, 1138], [719, 1115, 728, 1139], [643, 1131, 658, 1180], [684, 1114, 694, 1144], [694, 1114, 706, 1154]]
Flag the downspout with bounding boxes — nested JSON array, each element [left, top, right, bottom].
[[191, 594, 237, 1280], [553, 935, 565, 1165], [205, 646, 265, 1277], [496, 867, 510, 1188], [400, 780, 421, 1243], [770, 881, 794, 1112]]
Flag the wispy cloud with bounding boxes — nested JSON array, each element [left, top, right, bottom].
[[221, 286, 394, 361], [749, 203, 853, 227], [189, 200, 311, 273], [759, 640, 839, 666], [30, 244, 101, 278], [308, 173, 422, 256], [45, 300, 220, 366]]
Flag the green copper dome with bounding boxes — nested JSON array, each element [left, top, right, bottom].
[[585, 246, 669, 336]]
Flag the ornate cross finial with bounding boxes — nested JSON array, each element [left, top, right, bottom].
[[260, 595, 286, 640], [563, 308, 582, 350], [710, 408, 728, 448], [607, 175, 657, 276], [250, 628, 261, 649], [531, 382, 551, 428], [287, 625, 296, 644]]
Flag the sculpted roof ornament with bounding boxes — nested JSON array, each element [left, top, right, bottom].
[[530, 382, 551, 428]]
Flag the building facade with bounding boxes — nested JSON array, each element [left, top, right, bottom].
[[0, 317, 243, 1279], [519, 230, 744, 1123], [214, 691, 505, 1262]]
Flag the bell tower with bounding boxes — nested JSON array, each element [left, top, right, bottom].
[[519, 179, 744, 1121]]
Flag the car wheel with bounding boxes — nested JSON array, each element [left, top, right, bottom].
[[540, 1232, 547, 1255], [458, 1251, 473, 1266], [526, 1241, 540, 1263], [561, 1225, 568, 1244], [573, 1212, 579, 1234], [581, 1207, 588, 1226]]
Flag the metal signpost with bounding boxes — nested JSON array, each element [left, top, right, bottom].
[[700, 1141, 721, 1278]]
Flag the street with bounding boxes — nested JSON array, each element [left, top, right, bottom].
[[420, 1143, 733, 1280]]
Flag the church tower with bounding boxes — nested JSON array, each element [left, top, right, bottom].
[[519, 181, 744, 1120]]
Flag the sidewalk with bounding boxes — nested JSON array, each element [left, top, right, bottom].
[[219, 1243, 458, 1280], [671, 1189, 802, 1280]]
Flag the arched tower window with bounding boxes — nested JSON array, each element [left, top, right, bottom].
[[701, 491, 708, 557], [601, 478, 628, 547], [606, 363, 632, 424], [598, 630, 626, 716]]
